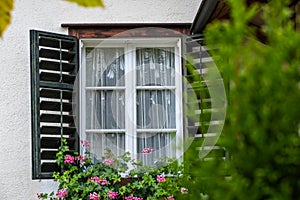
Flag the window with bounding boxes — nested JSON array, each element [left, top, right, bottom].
[[30, 24, 222, 179], [80, 39, 183, 165]]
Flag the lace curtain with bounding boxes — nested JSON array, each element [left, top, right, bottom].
[[135, 48, 176, 165], [85, 47, 176, 164]]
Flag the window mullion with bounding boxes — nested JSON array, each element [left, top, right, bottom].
[[124, 44, 137, 157], [175, 43, 184, 160], [132, 46, 137, 156], [80, 45, 87, 149]]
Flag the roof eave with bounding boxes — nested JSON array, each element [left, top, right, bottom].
[[190, 0, 220, 35]]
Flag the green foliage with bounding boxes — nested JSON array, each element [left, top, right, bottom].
[[186, 0, 300, 199], [38, 139, 190, 199], [65, 0, 104, 8], [0, 0, 13, 37]]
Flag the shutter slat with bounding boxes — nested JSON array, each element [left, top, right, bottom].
[[40, 72, 76, 84], [40, 101, 72, 112], [39, 48, 75, 61], [40, 88, 72, 99], [41, 150, 75, 160], [39, 36, 75, 50], [40, 126, 76, 135], [186, 49, 211, 58], [187, 126, 201, 137], [40, 114, 74, 124], [186, 99, 212, 108], [41, 163, 60, 173], [41, 151, 57, 160], [41, 137, 75, 149], [193, 63, 206, 70], [187, 88, 210, 99], [40, 81, 74, 90], [40, 60, 75, 72]]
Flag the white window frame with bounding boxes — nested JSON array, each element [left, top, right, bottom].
[[79, 38, 183, 160]]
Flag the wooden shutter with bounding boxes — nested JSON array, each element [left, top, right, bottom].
[[183, 35, 227, 163], [30, 30, 79, 179]]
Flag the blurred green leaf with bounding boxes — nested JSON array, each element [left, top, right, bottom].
[[65, 0, 104, 8], [0, 0, 13, 37]]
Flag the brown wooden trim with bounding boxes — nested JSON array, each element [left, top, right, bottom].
[[61, 23, 191, 28], [61, 23, 191, 38]]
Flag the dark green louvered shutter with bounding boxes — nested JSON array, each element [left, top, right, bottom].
[[183, 35, 227, 163], [30, 30, 79, 179]]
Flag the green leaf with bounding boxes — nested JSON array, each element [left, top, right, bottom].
[[65, 0, 104, 8], [0, 0, 13, 37]]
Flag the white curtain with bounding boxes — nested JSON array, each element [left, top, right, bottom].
[[85, 47, 176, 164], [85, 48, 125, 158], [136, 48, 176, 165]]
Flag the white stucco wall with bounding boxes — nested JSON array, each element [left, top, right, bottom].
[[0, 0, 200, 199]]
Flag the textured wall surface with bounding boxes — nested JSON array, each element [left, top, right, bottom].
[[0, 0, 200, 199]]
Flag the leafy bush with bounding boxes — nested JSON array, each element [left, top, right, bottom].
[[37, 139, 190, 200], [184, 0, 300, 199]]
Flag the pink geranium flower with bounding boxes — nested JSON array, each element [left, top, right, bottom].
[[64, 155, 75, 164], [81, 140, 90, 148], [141, 147, 154, 154], [157, 174, 166, 182], [56, 188, 67, 198], [89, 192, 99, 200], [107, 191, 118, 199], [105, 158, 115, 165], [89, 176, 101, 183], [89, 176, 107, 186], [101, 178, 107, 185], [77, 155, 87, 163], [125, 196, 143, 200]]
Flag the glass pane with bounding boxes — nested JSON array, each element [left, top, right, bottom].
[[137, 132, 176, 166], [87, 133, 125, 159], [86, 47, 125, 87], [86, 90, 125, 129], [136, 90, 176, 129], [136, 47, 175, 86]]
